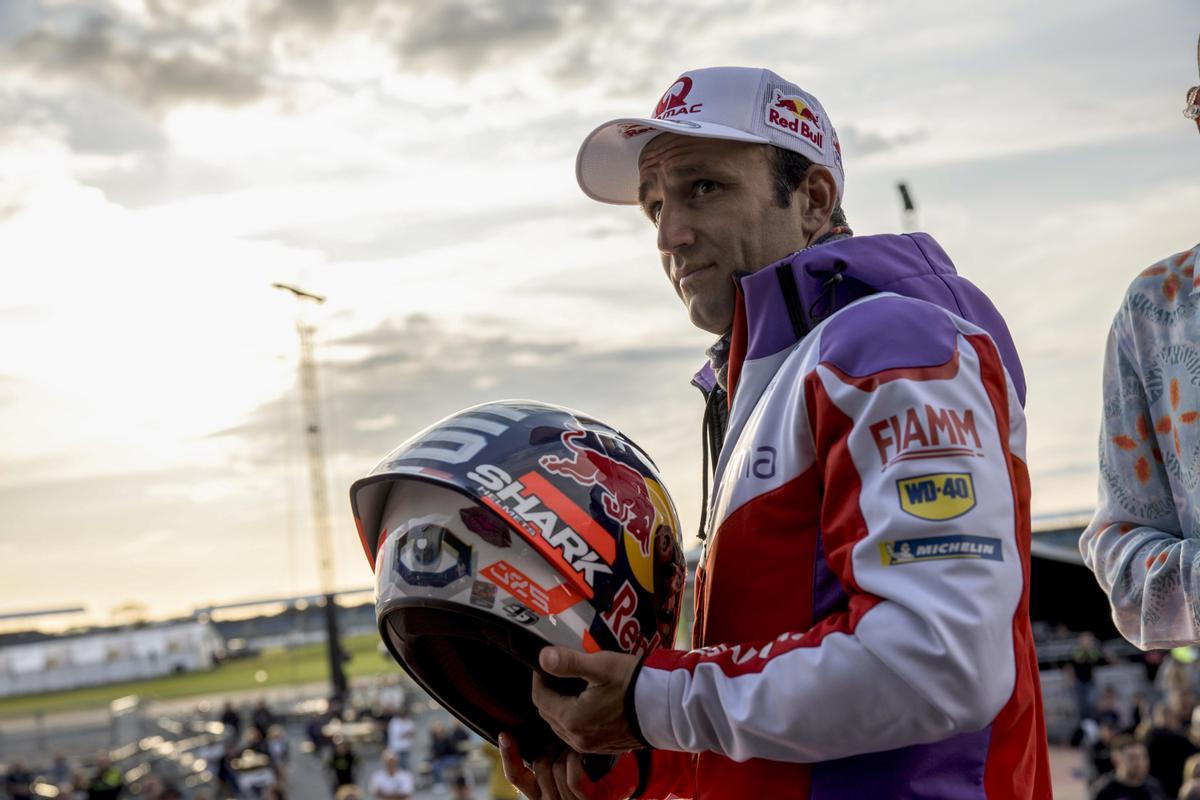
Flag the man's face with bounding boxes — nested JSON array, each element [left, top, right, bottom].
[[1115, 742, 1150, 783], [637, 134, 808, 335]]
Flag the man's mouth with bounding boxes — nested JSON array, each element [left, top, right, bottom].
[[678, 264, 714, 291]]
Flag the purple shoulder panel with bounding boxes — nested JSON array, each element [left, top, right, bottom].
[[810, 727, 991, 800], [730, 233, 1025, 402], [818, 295, 958, 377]]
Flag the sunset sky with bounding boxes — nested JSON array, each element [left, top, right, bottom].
[[1, 0, 1197, 627]]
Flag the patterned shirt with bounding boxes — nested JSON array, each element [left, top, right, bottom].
[[1082, 242, 1200, 649]]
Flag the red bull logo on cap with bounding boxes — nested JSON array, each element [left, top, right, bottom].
[[539, 428, 662, 560], [654, 76, 703, 120], [767, 89, 824, 151]]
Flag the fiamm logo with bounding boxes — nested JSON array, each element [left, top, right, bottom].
[[880, 534, 1003, 566]]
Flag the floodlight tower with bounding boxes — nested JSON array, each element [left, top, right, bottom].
[[272, 282, 348, 706], [897, 182, 919, 232]]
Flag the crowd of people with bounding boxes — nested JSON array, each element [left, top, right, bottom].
[[1068, 634, 1200, 799], [0, 693, 520, 800]]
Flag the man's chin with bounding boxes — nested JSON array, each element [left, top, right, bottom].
[[687, 309, 733, 336]]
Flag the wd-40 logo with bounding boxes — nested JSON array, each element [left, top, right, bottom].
[[766, 90, 823, 150], [466, 463, 614, 597], [654, 77, 702, 120], [896, 472, 976, 521], [540, 429, 660, 558], [869, 404, 983, 469], [880, 534, 1003, 566]]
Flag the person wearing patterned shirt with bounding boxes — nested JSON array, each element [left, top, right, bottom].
[[1081, 34, 1200, 649]]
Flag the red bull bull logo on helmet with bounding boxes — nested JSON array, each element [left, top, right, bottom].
[[767, 89, 824, 151], [654, 76, 703, 120], [539, 428, 662, 560]]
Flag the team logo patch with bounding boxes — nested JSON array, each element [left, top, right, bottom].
[[766, 89, 824, 151], [896, 472, 976, 520], [880, 534, 1003, 566]]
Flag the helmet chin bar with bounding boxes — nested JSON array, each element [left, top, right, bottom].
[[379, 598, 585, 762]]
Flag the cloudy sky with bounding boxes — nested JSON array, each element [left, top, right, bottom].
[[1, 0, 1197, 625]]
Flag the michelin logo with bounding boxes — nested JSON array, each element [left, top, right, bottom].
[[880, 534, 1003, 566]]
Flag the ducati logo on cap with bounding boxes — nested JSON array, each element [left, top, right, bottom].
[[654, 76, 703, 120], [767, 89, 825, 151]]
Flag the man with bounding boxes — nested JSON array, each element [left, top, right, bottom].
[[328, 739, 358, 793], [500, 66, 1051, 798], [4, 761, 32, 800], [85, 755, 122, 800], [1081, 33, 1200, 650], [1141, 702, 1196, 798], [1089, 736, 1167, 800], [1071, 631, 1111, 722], [368, 751, 413, 800], [385, 706, 415, 771]]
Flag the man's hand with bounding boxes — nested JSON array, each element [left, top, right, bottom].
[[498, 732, 640, 800], [532, 646, 643, 754]]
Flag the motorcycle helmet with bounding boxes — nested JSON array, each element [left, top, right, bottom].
[[349, 400, 686, 762]]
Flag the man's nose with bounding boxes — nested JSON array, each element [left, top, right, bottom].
[[656, 202, 695, 255]]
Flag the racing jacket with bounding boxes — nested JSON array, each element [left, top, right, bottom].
[[629, 233, 1051, 799]]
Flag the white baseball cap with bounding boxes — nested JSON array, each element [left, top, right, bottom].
[[576, 66, 844, 206]]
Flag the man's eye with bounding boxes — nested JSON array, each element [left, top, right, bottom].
[[693, 180, 718, 196], [647, 202, 662, 223]]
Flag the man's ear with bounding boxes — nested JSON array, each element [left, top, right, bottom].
[[796, 166, 837, 233]]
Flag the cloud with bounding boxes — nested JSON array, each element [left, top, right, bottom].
[[838, 124, 928, 158], [219, 313, 702, 469], [3, 4, 268, 112]]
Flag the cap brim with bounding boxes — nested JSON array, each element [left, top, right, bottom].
[[576, 117, 770, 205]]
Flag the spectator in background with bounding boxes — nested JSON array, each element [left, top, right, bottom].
[[386, 707, 415, 771], [1161, 649, 1200, 699], [1091, 736, 1167, 800], [1141, 702, 1198, 798], [306, 713, 331, 754], [86, 755, 123, 800], [5, 761, 32, 800], [1072, 632, 1109, 722], [252, 700, 275, 740], [1133, 692, 1154, 733], [49, 755, 71, 788], [1096, 685, 1125, 729], [216, 743, 241, 800], [328, 739, 358, 793], [452, 775, 474, 800], [267, 725, 290, 782], [1084, 719, 1121, 785], [221, 701, 242, 740], [368, 751, 413, 800]]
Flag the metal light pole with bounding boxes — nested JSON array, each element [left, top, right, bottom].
[[272, 282, 349, 706]]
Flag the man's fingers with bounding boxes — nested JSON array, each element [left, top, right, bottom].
[[498, 732, 540, 799], [531, 671, 573, 722], [534, 757, 563, 800], [539, 646, 625, 684]]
